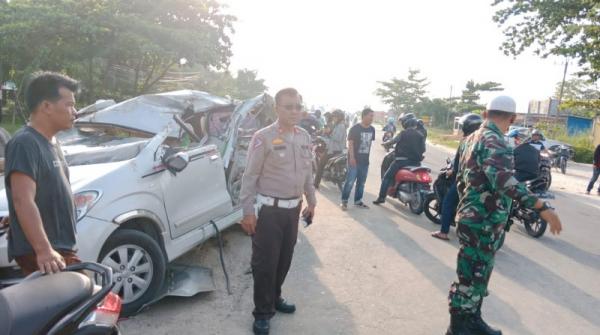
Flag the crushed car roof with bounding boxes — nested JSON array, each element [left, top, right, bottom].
[[76, 90, 234, 136]]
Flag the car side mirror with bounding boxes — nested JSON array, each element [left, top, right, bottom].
[[164, 152, 190, 173]]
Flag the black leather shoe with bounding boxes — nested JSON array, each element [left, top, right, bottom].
[[372, 198, 385, 205], [275, 298, 296, 314], [253, 319, 270, 335], [470, 313, 502, 335]]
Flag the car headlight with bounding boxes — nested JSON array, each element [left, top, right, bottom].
[[74, 191, 101, 221]]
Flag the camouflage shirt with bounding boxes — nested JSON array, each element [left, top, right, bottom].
[[456, 120, 538, 230]]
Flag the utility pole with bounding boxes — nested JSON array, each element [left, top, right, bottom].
[[557, 58, 569, 122]]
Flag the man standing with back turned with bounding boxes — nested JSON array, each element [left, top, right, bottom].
[[446, 96, 563, 335], [240, 88, 316, 335], [5, 72, 80, 275]]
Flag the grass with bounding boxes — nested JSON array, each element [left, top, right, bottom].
[[427, 127, 460, 150], [0, 121, 25, 135]]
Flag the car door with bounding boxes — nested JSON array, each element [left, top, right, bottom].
[[158, 143, 233, 239]]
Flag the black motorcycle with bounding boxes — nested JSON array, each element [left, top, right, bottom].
[[0, 262, 121, 335], [548, 144, 571, 175], [423, 158, 453, 225], [313, 136, 347, 191]]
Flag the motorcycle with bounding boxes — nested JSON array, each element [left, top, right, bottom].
[[535, 152, 552, 192], [423, 158, 454, 225], [380, 145, 432, 214], [312, 136, 347, 191], [548, 144, 570, 175], [0, 262, 121, 335]]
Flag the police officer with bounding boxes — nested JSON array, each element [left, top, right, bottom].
[[447, 96, 563, 335], [373, 114, 426, 204], [240, 88, 316, 335]]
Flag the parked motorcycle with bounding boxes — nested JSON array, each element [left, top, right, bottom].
[[380, 147, 432, 214], [312, 136, 347, 191], [0, 262, 121, 335], [423, 158, 454, 225], [548, 144, 570, 174]]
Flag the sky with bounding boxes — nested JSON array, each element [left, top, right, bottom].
[[221, 0, 577, 114]]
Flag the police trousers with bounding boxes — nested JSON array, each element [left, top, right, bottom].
[[448, 219, 503, 315], [252, 204, 301, 320]]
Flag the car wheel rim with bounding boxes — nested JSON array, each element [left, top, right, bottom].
[[102, 244, 154, 304]]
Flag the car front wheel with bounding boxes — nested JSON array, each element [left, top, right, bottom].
[[99, 229, 166, 316]]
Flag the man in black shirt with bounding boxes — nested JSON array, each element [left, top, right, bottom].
[[373, 116, 425, 204], [513, 141, 541, 182], [340, 108, 376, 210], [5, 72, 79, 275]]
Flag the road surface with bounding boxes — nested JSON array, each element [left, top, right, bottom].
[[121, 131, 600, 335]]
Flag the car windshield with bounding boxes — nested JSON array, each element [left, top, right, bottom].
[[58, 124, 152, 166]]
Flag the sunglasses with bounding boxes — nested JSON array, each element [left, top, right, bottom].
[[278, 104, 304, 112]]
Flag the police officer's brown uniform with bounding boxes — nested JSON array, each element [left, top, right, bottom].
[[240, 121, 316, 321]]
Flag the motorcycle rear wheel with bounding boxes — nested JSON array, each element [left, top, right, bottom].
[[409, 192, 424, 215], [524, 215, 547, 238], [423, 193, 441, 224]]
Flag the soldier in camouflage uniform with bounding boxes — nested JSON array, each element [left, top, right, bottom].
[[446, 96, 562, 335]]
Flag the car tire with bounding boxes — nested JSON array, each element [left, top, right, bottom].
[[99, 229, 166, 317]]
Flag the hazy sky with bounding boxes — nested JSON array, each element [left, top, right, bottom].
[[222, 0, 576, 113]]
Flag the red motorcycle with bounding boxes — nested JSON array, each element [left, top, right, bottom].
[[381, 145, 432, 214]]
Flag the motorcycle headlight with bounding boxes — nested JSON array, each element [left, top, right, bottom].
[[74, 191, 101, 221]]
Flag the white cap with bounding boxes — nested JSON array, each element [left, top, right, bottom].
[[486, 95, 516, 114]]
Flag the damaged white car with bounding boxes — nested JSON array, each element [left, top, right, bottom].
[[0, 90, 275, 315]]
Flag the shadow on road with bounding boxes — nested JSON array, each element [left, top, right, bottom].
[[120, 225, 357, 335], [497, 245, 600, 328], [315, 186, 537, 335]]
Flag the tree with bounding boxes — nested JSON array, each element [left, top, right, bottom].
[[554, 76, 600, 117], [457, 80, 503, 113], [0, 0, 236, 104], [375, 69, 429, 115], [492, 0, 600, 81]]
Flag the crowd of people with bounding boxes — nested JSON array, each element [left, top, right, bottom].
[[0, 72, 577, 335]]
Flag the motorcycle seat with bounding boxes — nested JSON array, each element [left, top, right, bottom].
[[403, 166, 431, 173], [0, 271, 93, 335]]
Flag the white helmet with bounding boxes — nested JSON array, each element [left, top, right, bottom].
[[486, 95, 516, 114]]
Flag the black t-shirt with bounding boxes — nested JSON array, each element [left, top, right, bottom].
[[393, 128, 425, 162], [514, 142, 541, 176], [5, 126, 76, 260], [348, 123, 375, 165]]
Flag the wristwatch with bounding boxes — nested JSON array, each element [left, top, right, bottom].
[[535, 201, 553, 213]]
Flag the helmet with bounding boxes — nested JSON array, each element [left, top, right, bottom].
[[486, 95, 516, 114], [507, 129, 521, 138], [398, 113, 416, 128], [458, 113, 483, 136], [402, 118, 419, 129], [531, 129, 544, 140]]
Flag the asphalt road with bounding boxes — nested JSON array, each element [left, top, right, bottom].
[[121, 130, 600, 335]]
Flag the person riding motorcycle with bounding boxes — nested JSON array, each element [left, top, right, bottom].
[[431, 113, 483, 241], [314, 110, 347, 188], [527, 129, 546, 152], [382, 118, 397, 141], [373, 115, 426, 204]]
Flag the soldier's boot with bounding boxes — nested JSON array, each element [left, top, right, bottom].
[[469, 303, 502, 335], [446, 314, 473, 335]]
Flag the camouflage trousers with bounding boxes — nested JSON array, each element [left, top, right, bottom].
[[448, 219, 505, 315]]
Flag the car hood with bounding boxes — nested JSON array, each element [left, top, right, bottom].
[[0, 161, 127, 215], [76, 90, 234, 137]]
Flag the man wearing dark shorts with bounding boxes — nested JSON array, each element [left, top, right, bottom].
[[5, 72, 80, 275]]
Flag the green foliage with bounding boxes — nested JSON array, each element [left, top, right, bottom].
[[537, 120, 595, 163], [0, 0, 251, 105], [457, 80, 503, 113], [555, 75, 600, 118], [375, 69, 429, 115], [492, 0, 600, 81]]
